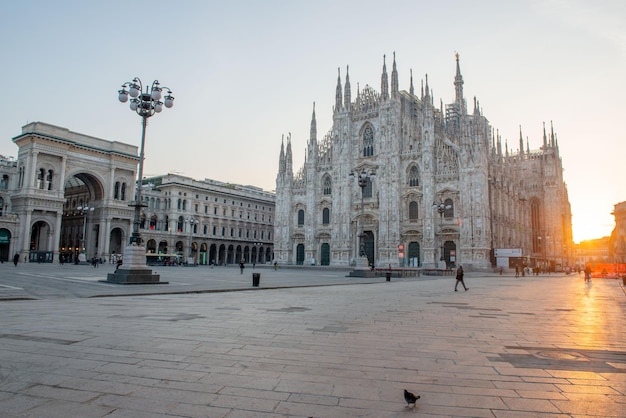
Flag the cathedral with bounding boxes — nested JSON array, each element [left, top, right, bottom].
[[274, 53, 572, 271]]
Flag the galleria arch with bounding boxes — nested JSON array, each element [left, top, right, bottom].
[[11, 122, 138, 263]]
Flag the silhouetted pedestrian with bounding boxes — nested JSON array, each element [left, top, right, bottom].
[[455, 265, 468, 291], [13, 253, 19, 267]]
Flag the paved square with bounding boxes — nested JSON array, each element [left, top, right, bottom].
[[1, 269, 625, 417]]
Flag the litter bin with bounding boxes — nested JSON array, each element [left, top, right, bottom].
[[385, 272, 391, 282], [252, 273, 260, 287]]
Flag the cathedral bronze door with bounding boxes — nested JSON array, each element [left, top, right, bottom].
[[443, 241, 456, 268], [408, 242, 420, 267], [320, 243, 330, 265], [296, 243, 305, 265], [364, 231, 375, 266]]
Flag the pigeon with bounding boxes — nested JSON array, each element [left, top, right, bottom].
[[404, 389, 420, 407]]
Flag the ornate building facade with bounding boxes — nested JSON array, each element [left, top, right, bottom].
[[274, 54, 572, 270], [0, 122, 274, 264]]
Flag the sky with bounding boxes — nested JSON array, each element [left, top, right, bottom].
[[0, 0, 624, 243]]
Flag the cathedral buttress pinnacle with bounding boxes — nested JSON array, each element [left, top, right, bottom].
[[278, 136, 285, 174], [285, 133, 293, 175], [335, 68, 342, 112], [391, 51, 398, 98], [310, 102, 317, 143], [344, 65, 351, 110], [454, 52, 465, 115], [381, 55, 389, 100]]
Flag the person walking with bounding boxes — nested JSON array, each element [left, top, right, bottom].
[[584, 264, 592, 283], [239, 260, 245, 274], [455, 265, 469, 291], [13, 253, 19, 267]]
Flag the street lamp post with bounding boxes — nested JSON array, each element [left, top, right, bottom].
[[76, 205, 94, 262], [107, 77, 174, 284], [433, 201, 451, 268], [349, 169, 376, 275], [186, 217, 199, 265]]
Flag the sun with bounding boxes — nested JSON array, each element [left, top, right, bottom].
[[572, 220, 613, 243]]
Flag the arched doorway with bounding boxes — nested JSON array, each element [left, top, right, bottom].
[[29, 220, 54, 263], [175, 240, 184, 257], [320, 243, 330, 265], [61, 173, 106, 263], [296, 243, 305, 265], [408, 241, 420, 267], [109, 228, 124, 259], [199, 242, 207, 265], [0, 228, 11, 262], [218, 244, 225, 265], [146, 239, 157, 254], [227, 245, 234, 264], [235, 245, 242, 263], [209, 244, 217, 265], [443, 240, 457, 268]]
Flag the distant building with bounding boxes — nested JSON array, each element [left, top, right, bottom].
[[274, 53, 572, 270], [138, 174, 275, 265], [611, 201, 626, 263], [574, 237, 611, 266], [0, 122, 274, 264]]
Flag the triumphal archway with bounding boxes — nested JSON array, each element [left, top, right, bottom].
[[11, 122, 139, 263]]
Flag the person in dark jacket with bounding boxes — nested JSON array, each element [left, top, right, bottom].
[[455, 265, 469, 291], [13, 253, 19, 267]]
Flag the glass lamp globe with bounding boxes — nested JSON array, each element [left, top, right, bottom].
[[129, 84, 140, 98], [151, 88, 162, 101]]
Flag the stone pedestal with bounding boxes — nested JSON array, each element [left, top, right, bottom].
[[349, 256, 377, 277], [105, 243, 167, 285]]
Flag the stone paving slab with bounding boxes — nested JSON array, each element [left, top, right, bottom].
[[0, 272, 625, 417]]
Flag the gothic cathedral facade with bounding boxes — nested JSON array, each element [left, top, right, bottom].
[[274, 54, 572, 270]]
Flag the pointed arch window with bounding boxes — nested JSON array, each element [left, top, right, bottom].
[[322, 175, 332, 195], [322, 208, 330, 224], [408, 166, 419, 187], [297, 209, 305, 226], [121, 183, 127, 200], [362, 125, 374, 157], [409, 201, 418, 221], [114, 182, 120, 199]]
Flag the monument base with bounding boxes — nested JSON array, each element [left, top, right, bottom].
[[348, 256, 377, 278], [106, 268, 166, 284], [104, 242, 167, 285]]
